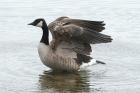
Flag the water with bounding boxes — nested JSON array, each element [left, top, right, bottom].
[[0, 0, 140, 93]]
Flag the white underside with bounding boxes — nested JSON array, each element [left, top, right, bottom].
[[80, 59, 96, 69]]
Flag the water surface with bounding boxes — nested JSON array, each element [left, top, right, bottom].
[[0, 0, 140, 93]]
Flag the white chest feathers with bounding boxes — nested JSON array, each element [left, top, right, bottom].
[[38, 43, 50, 65]]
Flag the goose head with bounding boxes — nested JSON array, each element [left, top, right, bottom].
[[28, 18, 46, 28], [28, 18, 49, 45]]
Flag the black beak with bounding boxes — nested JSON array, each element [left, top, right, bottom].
[[28, 22, 34, 25]]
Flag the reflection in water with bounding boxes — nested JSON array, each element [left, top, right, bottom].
[[38, 70, 91, 92], [0, 0, 140, 92]]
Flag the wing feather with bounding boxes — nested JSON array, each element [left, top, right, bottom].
[[53, 24, 112, 44], [48, 16, 112, 65], [61, 18, 105, 32]]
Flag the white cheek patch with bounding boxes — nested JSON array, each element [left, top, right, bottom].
[[36, 21, 43, 27]]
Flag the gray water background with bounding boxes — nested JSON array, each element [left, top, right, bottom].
[[0, 0, 140, 93]]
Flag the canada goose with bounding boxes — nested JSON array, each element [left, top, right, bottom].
[[28, 16, 112, 72]]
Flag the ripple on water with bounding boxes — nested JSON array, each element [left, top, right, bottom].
[[37, 64, 107, 93]]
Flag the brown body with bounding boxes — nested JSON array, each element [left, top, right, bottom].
[[29, 16, 112, 71]]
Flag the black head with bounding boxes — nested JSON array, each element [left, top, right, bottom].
[[28, 18, 46, 28]]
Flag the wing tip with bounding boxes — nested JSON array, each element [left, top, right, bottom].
[[103, 37, 113, 43]]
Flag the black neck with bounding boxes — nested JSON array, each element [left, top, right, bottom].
[[40, 22, 49, 45]]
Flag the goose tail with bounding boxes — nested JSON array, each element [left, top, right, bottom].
[[79, 59, 106, 70]]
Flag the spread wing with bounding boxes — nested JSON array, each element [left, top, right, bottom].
[[55, 16, 105, 32], [54, 24, 112, 44], [48, 16, 112, 65]]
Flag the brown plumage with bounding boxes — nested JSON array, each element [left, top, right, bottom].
[[29, 16, 112, 72], [48, 16, 112, 67]]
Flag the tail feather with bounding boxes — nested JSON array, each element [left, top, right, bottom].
[[79, 59, 106, 70], [96, 60, 106, 64], [80, 59, 96, 68]]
